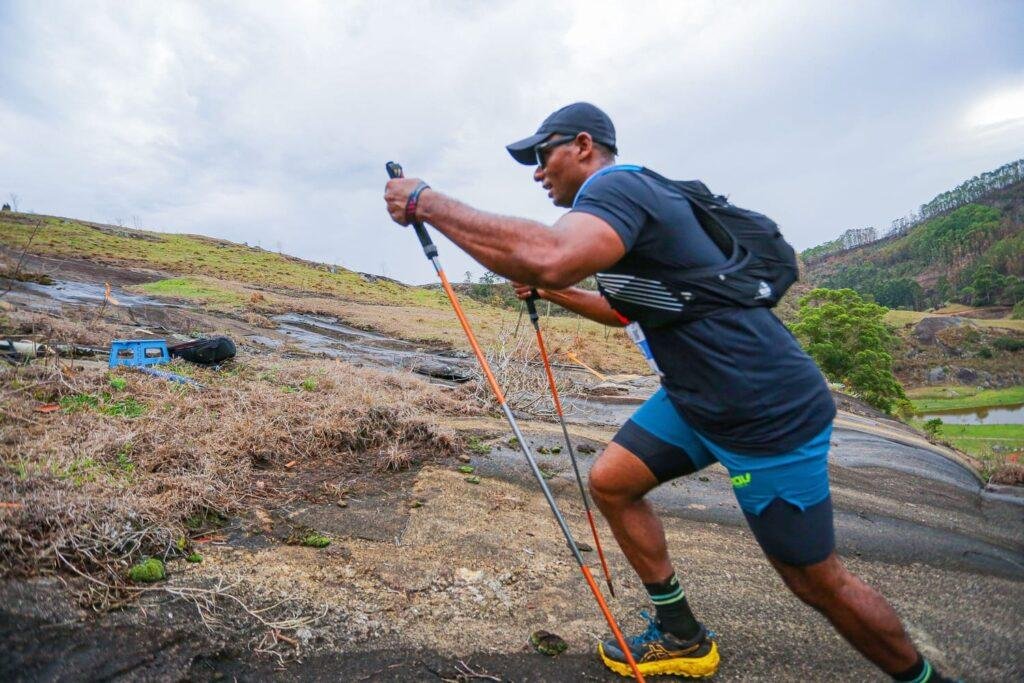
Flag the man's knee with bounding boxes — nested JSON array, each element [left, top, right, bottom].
[[588, 455, 630, 503], [588, 444, 656, 505]]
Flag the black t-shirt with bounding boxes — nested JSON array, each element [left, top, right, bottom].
[[572, 166, 836, 455]]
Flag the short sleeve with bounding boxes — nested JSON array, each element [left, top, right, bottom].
[[571, 172, 649, 252]]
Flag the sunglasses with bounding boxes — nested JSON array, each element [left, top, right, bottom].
[[534, 135, 577, 168]]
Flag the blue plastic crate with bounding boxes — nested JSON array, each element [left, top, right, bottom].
[[108, 339, 170, 368]]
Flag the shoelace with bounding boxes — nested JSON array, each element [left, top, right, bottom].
[[627, 611, 664, 647], [627, 611, 717, 647]]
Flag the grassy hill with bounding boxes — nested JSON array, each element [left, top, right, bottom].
[[802, 160, 1024, 313], [0, 212, 446, 307], [0, 211, 646, 373]]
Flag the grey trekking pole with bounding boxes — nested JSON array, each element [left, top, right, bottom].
[[386, 162, 644, 681], [524, 293, 616, 596]]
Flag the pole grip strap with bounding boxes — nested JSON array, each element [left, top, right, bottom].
[[405, 181, 430, 225]]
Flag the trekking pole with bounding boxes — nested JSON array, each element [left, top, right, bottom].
[[386, 162, 644, 682], [524, 292, 616, 597]]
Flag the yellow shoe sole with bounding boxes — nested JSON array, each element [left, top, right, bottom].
[[598, 639, 720, 679]]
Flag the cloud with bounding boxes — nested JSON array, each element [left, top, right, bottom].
[[1, 0, 1022, 284]]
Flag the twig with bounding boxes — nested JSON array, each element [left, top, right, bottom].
[[1, 219, 43, 299], [455, 660, 502, 681]]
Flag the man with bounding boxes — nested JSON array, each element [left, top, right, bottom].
[[383, 102, 954, 682]]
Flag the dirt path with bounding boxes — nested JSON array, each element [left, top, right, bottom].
[[3, 418, 1022, 681]]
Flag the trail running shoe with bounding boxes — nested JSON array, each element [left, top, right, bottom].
[[598, 611, 719, 679]]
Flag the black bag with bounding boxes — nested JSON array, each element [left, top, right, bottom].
[[594, 166, 799, 327], [169, 336, 236, 365]]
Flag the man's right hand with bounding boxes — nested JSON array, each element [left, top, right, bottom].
[[512, 282, 546, 301]]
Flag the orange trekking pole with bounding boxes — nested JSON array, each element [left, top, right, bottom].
[[387, 162, 644, 682], [524, 294, 616, 597]]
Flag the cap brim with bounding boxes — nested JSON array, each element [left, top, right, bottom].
[[506, 132, 549, 165]]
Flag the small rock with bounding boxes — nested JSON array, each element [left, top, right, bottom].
[[576, 542, 593, 552], [409, 500, 424, 509], [699, 475, 710, 482], [457, 567, 485, 583], [336, 500, 348, 508], [577, 444, 596, 454], [457, 453, 472, 463]]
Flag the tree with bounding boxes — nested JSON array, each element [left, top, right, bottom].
[[792, 288, 906, 413], [965, 265, 1007, 306]]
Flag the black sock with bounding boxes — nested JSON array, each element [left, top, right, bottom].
[[893, 653, 943, 682], [643, 573, 701, 640]]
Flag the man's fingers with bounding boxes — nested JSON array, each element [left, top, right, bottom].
[[384, 178, 420, 226]]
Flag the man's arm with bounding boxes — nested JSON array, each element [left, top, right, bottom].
[[384, 180, 625, 290], [513, 283, 626, 327]]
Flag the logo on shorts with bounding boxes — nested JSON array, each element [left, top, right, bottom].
[[730, 472, 752, 488]]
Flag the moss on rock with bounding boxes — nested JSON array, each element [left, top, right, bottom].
[[128, 558, 165, 583]]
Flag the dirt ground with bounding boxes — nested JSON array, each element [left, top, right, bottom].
[[2, 261, 1023, 682]]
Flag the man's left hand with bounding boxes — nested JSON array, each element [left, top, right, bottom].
[[384, 177, 428, 226]]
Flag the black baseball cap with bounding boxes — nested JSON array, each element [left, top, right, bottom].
[[506, 102, 617, 165]]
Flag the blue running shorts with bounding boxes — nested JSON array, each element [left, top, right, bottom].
[[611, 388, 835, 566]]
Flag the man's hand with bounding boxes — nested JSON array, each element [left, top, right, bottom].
[[512, 282, 546, 301], [384, 177, 430, 226]]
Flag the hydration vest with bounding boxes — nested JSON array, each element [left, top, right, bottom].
[[577, 165, 799, 327]]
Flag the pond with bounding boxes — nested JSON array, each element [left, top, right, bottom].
[[921, 403, 1024, 425]]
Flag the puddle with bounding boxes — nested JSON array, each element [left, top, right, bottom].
[[6, 278, 168, 308], [921, 403, 1024, 425], [273, 312, 474, 382]]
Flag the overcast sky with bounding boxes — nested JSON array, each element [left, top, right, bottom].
[[2, 1, 1023, 285]]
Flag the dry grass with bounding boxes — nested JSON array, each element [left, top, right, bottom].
[[466, 323, 582, 416], [990, 461, 1024, 485], [0, 351, 482, 590]]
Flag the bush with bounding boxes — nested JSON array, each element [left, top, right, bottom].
[[993, 336, 1024, 352], [1012, 301, 1024, 320], [923, 418, 943, 436]]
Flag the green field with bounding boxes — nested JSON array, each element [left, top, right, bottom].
[[906, 385, 1024, 412], [913, 421, 1024, 463], [884, 308, 1024, 332], [133, 277, 246, 308]]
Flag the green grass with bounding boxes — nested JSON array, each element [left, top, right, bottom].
[[884, 308, 1024, 331], [907, 385, 1024, 412], [133, 277, 246, 307], [59, 392, 146, 418], [912, 421, 1024, 462]]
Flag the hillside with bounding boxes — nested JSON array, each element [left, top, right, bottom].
[[802, 160, 1024, 312], [0, 211, 645, 374]]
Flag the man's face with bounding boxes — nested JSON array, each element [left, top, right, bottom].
[[532, 133, 582, 208]]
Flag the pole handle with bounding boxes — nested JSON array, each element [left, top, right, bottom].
[[386, 160, 438, 259], [525, 291, 540, 324]]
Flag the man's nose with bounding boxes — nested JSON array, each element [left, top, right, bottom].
[[533, 166, 544, 182]]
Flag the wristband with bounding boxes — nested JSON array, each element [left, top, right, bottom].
[[405, 181, 430, 224]]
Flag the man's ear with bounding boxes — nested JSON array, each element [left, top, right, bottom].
[[575, 132, 595, 160]]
